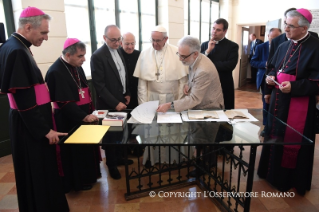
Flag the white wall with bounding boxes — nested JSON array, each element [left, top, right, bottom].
[[223, 0, 319, 89], [158, 0, 185, 46]]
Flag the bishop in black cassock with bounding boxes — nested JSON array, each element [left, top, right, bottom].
[[45, 38, 101, 192], [0, 7, 69, 212], [258, 9, 319, 195]]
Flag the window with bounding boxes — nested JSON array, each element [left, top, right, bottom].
[[140, 0, 156, 50], [64, 0, 92, 76], [94, 0, 116, 49], [189, 0, 200, 38], [210, 1, 219, 26], [201, 0, 210, 42], [184, 0, 219, 40], [119, 0, 139, 50]]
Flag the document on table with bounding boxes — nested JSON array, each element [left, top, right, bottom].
[[181, 110, 229, 122], [225, 109, 258, 123], [128, 100, 159, 124], [188, 110, 219, 120], [157, 112, 183, 123], [64, 125, 110, 144]]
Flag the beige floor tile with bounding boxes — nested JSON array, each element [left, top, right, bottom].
[[0, 184, 15, 196], [0, 195, 18, 210], [114, 202, 140, 212]]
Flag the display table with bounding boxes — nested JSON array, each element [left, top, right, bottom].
[[60, 109, 314, 212]]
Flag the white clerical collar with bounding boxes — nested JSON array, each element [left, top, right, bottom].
[[190, 54, 200, 70], [16, 32, 27, 40], [292, 32, 309, 43], [214, 37, 225, 44], [61, 55, 73, 66]]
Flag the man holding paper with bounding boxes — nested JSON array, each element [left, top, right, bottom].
[[258, 9, 319, 195], [157, 36, 224, 113], [46, 38, 101, 192]]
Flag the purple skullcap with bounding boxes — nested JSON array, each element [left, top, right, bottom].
[[296, 8, 312, 24], [63, 38, 80, 50], [20, 7, 45, 18]]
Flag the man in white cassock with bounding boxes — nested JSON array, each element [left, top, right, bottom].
[[133, 26, 189, 167], [133, 25, 188, 104]]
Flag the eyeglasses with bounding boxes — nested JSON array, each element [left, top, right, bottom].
[[150, 37, 166, 44], [176, 52, 195, 60], [105, 36, 122, 43], [123, 42, 136, 46], [284, 22, 303, 29]]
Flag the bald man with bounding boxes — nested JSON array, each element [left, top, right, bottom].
[[119, 32, 140, 109]]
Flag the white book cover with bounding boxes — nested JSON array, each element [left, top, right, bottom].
[[102, 112, 127, 126]]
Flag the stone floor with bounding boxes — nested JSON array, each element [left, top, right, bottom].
[[1, 83, 319, 212]]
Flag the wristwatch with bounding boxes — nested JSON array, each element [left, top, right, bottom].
[[170, 101, 174, 109]]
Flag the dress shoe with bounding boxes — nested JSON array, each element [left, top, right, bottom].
[[117, 159, 134, 166], [108, 167, 121, 179], [81, 185, 93, 190], [144, 160, 152, 168]]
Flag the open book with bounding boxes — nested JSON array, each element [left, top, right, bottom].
[[224, 110, 248, 119], [187, 110, 219, 120]]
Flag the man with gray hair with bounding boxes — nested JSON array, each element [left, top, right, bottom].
[[258, 8, 319, 195], [45, 38, 101, 192], [0, 7, 69, 211], [157, 35, 224, 112], [133, 25, 188, 105]]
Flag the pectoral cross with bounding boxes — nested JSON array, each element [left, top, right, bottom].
[[79, 89, 85, 98], [278, 69, 282, 76], [155, 67, 162, 80], [155, 72, 160, 80]]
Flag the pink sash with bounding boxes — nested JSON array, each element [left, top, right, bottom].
[[53, 87, 91, 109], [276, 73, 309, 169], [7, 84, 51, 109]]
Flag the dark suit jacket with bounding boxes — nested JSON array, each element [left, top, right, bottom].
[[200, 38, 239, 109], [90, 44, 130, 110], [250, 41, 269, 89]]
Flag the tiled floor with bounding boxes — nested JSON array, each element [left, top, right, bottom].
[[1, 83, 319, 212]]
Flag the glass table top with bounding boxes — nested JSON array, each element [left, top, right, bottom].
[[60, 109, 314, 146]]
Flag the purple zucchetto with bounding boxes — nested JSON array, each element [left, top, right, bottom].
[[20, 7, 45, 18]]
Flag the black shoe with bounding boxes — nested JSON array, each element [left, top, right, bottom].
[[81, 185, 93, 190], [260, 130, 265, 137], [108, 167, 121, 179], [144, 160, 152, 168], [117, 159, 134, 166]]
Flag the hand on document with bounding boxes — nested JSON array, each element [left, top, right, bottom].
[[156, 102, 171, 113]]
